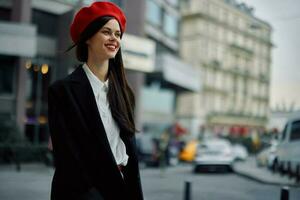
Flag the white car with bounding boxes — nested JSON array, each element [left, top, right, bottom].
[[273, 116, 300, 178], [194, 139, 235, 173], [256, 140, 278, 167], [232, 144, 248, 161]]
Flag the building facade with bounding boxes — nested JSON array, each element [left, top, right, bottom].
[[0, 0, 155, 144], [179, 0, 273, 137], [123, 0, 200, 134], [0, 0, 200, 145]]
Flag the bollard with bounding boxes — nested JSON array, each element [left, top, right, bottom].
[[287, 162, 292, 178], [280, 186, 289, 200], [183, 181, 191, 200], [296, 165, 300, 183]]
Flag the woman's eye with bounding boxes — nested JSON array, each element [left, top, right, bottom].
[[115, 33, 121, 38], [102, 31, 110, 35]]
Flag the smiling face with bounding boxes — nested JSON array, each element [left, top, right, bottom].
[[86, 18, 122, 61]]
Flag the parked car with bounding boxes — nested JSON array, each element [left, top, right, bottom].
[[135, 134, 159, 167], [256, 140, 278, 167], [168, 140, 180, 166], [179, 140, 198, 162], [273, 116, 300, 178], [136, 133, 180, 167], [232, 144, 248, 161], [194, 139, 235, 173]]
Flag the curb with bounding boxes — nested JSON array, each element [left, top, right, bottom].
[[233, 167, 300, 188]]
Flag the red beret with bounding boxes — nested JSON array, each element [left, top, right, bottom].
[[70, 1, 126, 43]]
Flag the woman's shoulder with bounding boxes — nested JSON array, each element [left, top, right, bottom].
[[49, 77, 70, 92], [49, 65, 83, 92]]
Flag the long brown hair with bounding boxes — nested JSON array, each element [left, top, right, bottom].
[[67, 16, 136, 136]]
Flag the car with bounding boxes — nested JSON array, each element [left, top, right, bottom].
[[232, 144, 248, 161], [179, 139, 198, 162], [135, 134, 159, 167], [193, 139, 235, 173], [256, 140, 278, 167], [136, 132, 181, 167], [273, 116, 300, 178]]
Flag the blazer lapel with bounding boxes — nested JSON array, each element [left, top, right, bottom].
[[67, 66, 136, 179], [68, 66, 117, 164]]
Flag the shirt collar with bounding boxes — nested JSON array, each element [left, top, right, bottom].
[[82, 63, 109, 94]]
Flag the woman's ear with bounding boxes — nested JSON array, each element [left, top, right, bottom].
[[86, 39, 90, 45]]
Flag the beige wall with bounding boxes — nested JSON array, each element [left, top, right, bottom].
[[179, 0, 273, 133]]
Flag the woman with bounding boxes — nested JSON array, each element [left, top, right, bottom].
[[48, 2, 143, 200]]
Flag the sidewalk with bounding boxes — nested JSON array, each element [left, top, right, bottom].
[[0, 163, 53, 200], [233, 156, 300, 187]]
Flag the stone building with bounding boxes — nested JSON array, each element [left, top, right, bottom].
[[178, 0, 273, 136]]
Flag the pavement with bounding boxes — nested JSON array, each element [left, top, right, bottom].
[[233, 156, 300, 187], [2, 162, 300, 200], [0, 156, 299, 200], [2, 157, 299, 189]]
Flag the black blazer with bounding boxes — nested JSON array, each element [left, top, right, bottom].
[[48, 66, 143, 200]]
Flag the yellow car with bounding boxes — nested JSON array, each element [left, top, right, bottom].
[[179, 140, 199, 162]]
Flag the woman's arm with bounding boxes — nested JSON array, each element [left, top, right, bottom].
[[48, 84, 95, 185]]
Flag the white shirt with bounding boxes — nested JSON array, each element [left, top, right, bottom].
[[82, 63, 128, 166]]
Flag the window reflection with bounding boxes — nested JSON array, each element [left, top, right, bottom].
[[25, 60, 51, 144], [166, 0, 179, 7], [0, 56, 14, 95], [146, 0, 162, 27], [109, 0, 123, 7], [163, 12, 178, 38]]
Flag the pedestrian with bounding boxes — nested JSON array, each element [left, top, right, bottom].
[[158, 130, 170, 177], [48, 2, 143, 200]]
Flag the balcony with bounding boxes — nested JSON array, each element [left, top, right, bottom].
[[0, 21, 37, 57], [252, 95, 269, 102], [259, 74, 269, 83], [230, 44, 254, 57], [202, 84, 229, 95], [122, 34, 156, 72], [206, 111, 268, 126], [154, 53, 201, 92]]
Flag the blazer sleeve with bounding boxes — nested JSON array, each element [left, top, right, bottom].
[[48, 85, 89, 179], [123, 135, 144, 200], [48, 83, 106, 193]]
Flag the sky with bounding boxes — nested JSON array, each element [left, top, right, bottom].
[[241, 0, 300, 110]]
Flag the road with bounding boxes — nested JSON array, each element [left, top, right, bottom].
[[0, 163, 299, 200], [142, 164, 300, 200]]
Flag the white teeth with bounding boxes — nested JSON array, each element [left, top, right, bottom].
[[106, 45, 116, 49]]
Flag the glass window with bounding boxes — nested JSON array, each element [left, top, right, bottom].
[[0, 56, 15, 95], [221, 8, 228, 23], [209, 3, 217, 18], [32, 9, 58, 37], [163, 12, 178, 38], [0, 7, 11, 21], [146, 0, 162, 27], [227, 30, 233, 43], [109, 0, 123, 8], [58, 0, 80, 5], [281, 124, 288, 141], [83, 0, 94, 5], [166, 0, 179, 7], [290, 121, 300, 141]]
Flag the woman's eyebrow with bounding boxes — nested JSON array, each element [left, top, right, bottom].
[[102, 27, 121, 32]]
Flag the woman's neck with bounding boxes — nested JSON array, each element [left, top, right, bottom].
[[86, 58, 109, 82]]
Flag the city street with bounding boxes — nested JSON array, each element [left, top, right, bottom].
[[0, 162, 300, 200], [0, 0, 300, 200], [142, 164, 300, 200]]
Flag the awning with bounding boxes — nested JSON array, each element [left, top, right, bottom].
[[122, 34, 156, 73], [0, 22, 37, 57], [155, 53, 201, 92]]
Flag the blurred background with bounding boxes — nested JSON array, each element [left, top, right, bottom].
[[0, 0, 299, 200]]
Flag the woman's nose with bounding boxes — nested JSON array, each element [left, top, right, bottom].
[[109, 33, 117, 41]]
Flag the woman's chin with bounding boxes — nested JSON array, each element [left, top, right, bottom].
[[107, 53, 117, 59]]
